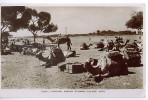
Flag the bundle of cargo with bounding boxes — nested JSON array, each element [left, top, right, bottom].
[[125, 44, 138, 51], [107, 51, 122, 61], [106, 51, 128, 76], [65, 62, 86, 74], [21, 47, 39, 55], [50, 48, 66, 66], [58, 62, 86, 74], [126, 50, 141, 67], [124, 44, 141, 67], [63, 50, 76, 58]]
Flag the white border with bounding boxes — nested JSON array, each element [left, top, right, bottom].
[[0, 0, 147, 99]]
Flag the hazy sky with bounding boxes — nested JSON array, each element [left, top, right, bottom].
[[11, 6, 143, 37]]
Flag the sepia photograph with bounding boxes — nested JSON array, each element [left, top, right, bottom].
[[0, 4, 145, 97]]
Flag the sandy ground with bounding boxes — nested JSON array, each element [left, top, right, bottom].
[[1, 35, 143, 89]]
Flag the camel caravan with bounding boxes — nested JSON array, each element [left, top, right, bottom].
[[2, 34, 143, 83], [36, 35, 142, 82]]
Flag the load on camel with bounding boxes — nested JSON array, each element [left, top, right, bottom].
[[115, 39, 142, 67], [63, 50, 76, 58], [21, 47, 40, 55], [19, 42, 45, 55], [94, 39, 105, 51], [83, 51, 128, 82], [109, 39, 141, 67], [125, 40, 143, 52], [80, 43, 93, 50], [36, 47, 66, 68], [123, 40, 142, 67]]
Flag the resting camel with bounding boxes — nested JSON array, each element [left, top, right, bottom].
[[84, 51, 129, 80], [36, 48, 66, 67], [125, 40, 143, 52], [107, 40, 114, 51], [80, 43, 93, 50], [46, 36, 71, 47], [21, 47, 39, 55], [94, 39, 105, 50], [112, 39, 130, 51]]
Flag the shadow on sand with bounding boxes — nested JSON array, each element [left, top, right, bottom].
[[128, 64, 143, 67], [94, 71, 135, 83]]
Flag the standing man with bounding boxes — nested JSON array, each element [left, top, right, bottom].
[[67, 36, 72, 51]]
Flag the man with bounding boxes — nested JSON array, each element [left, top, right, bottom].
[[67, 36, 72, 51]]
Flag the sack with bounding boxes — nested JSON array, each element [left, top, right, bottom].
[[63, 50, 76, 58], [126, 51, 141, 67], [107, 51, 123, 62], [51, 48, 66, 65]]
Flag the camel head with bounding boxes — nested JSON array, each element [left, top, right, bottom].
[[126, 39, 130, 43], [89, 43, 93, 47]]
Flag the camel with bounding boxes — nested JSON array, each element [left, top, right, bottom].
[[46, 35, 71, 47], [112, 39, 130, 51], [36, 48, 66, 67], [94, 39, 105, 50], [21, 47, 40, 55], [125, 40, 143, 52], [107, 40, 114, 51], [84, 51, 128, 79], [80, 43, 93, 50], [123, 41, 142, 67]]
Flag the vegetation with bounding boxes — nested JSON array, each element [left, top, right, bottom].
[[125, 11, 143, 33], [1, 6, 58, 43], [1, 7, 142, 40], [1, 6, 26, 33], [23, 8, 58, 42]]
